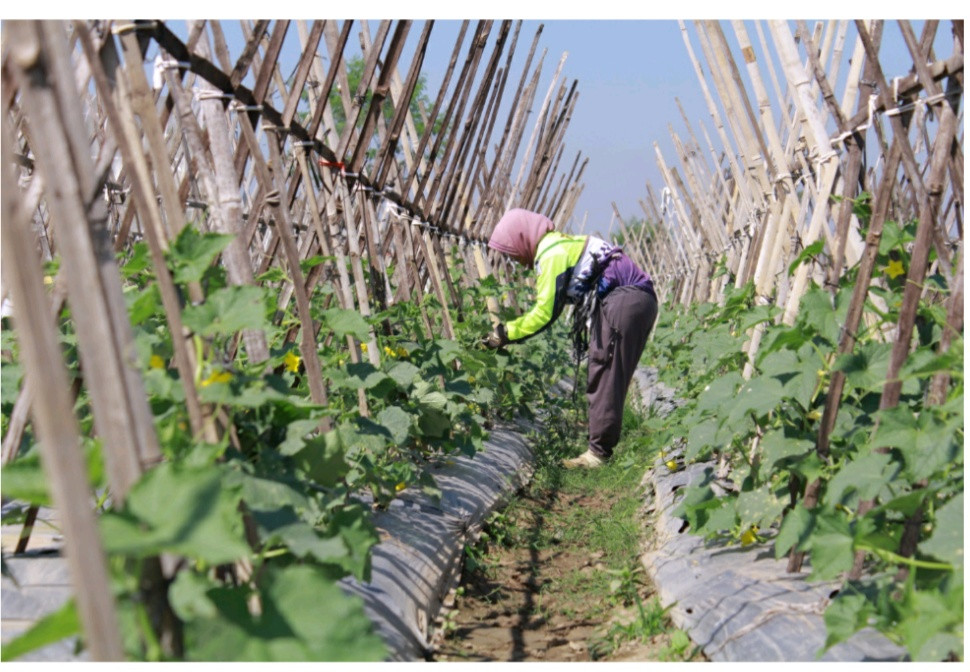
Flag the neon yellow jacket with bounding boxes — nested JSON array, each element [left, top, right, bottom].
[[505, 232, 591, 342]]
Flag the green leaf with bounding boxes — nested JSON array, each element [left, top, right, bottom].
[[377, 405, 411, 445], [127, 284, 160, 325], [739, 303, 777, 332], [788, 239, 826, 276], [896, 582, 964, 661], [120, 241, 152, 278], [735, 484, 787, 530], [727, 376, 783, 423], [798, 287, 841, 345], [278, 419, 323, 456], [322, 308, 371, 341], [183, 564, 386, 661], [807, 510, 855, 581], [169, 227, 235, 284], [326, 503, 379, 581], [686, 418, 719, 461], [0, 452, 51, 506], [823, 452, 897, 507], [0, 599, 79, 662], [760, 430, 814, 469], [182, 285, 271, 337], [833, 342, 893, 392], [919, 493, 963, 569], [169, 571, 220, 622], [823, 591, 872, 651], [386, 361, 420, 389], [774, 504, 815, 558], [229, 471, 311, 514], [100, 463, 250, 564], [695, 372, 743, 414], [250, 506, 349, 566], [294, 429, 352, 488]]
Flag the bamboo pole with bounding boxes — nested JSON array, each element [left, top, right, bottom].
[[1, 110, 124, 662]]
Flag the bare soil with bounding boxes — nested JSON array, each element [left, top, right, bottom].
[[431, 484, 687, 662]]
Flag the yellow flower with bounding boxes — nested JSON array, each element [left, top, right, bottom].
[[884, 259, 905, 279], [468, 375, 476, 384], [43, 276, 54, 286], [360, 342, 368, 353], [395, 481, 407, 492], [201, 369, 232, 387], [283, 350, 301, 373], [384, 345, 396, 358], [740, 527, 759, 546], [149, 354, 165, 369], [396, 347, 408, 358], [665, 459, 679, 472]]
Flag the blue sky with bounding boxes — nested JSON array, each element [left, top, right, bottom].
[[411, 20, 706, 235]]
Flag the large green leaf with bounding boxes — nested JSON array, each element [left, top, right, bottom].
[[377, 405, 412, 445], [294, 430, 352, 488], [183, 564, 386, 661], [695, 372, 742, 414], [895, 580, 964, 661], [322, 308, 371, 341], [823, 452, 897, 507], [168, 227, 235, 284], [726, 375, 783, 424], [686, 418, 718, 461], [833, 342, 893, 392], [823, 591, 872, 651], [182, 285, 271, 337], [735, 484, 787, 530], [99, 463, 250, 564], [919, 493, 963, 569], [807, 510, 855, 581], [251, 506, 348, 566], [774, 503, 815, 558], [0, 599, 79, 662], [0, 452, 51, 506], [799, 287, 841, 345], [760, 429, 814, 469], [386, 361, 420, 389]]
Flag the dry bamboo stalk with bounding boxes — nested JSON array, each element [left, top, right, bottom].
[[190, 22, 270, 363], [436, 21, 512, 224], [400, 21, 470, 204], [333, 20, 392, 163], [13, 21, 161, 492], [506, 50, 567, 211], [348, 21, 411, 176], [1, 109, 124, 662], [679, 20, 758, 219], [281, 21, 326, 127], [424, 21, 495, 219], [699, 21, 774, 190], [373, 21, 434, 190], [75, 23, 211, 441]]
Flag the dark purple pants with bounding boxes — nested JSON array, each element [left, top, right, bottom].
[[587, 286, 658, 459]]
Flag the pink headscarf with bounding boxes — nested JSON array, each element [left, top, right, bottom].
[[487, 209, 554, 266]]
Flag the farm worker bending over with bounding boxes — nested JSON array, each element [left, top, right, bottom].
[[482, 208, 658, 469]]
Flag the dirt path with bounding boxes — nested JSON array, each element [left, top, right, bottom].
[[432, 482, 692, 662]]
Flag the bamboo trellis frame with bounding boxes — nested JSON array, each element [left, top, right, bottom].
[[625, 19, 963, 578], [0, 18, 586, 657]]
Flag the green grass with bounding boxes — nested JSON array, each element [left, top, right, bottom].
[[461, 397, 699, 659]]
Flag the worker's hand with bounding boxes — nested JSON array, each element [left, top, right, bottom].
[[481, 324, 509, 349]]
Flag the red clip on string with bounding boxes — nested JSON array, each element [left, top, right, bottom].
[[318, 159, 346, 170]]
